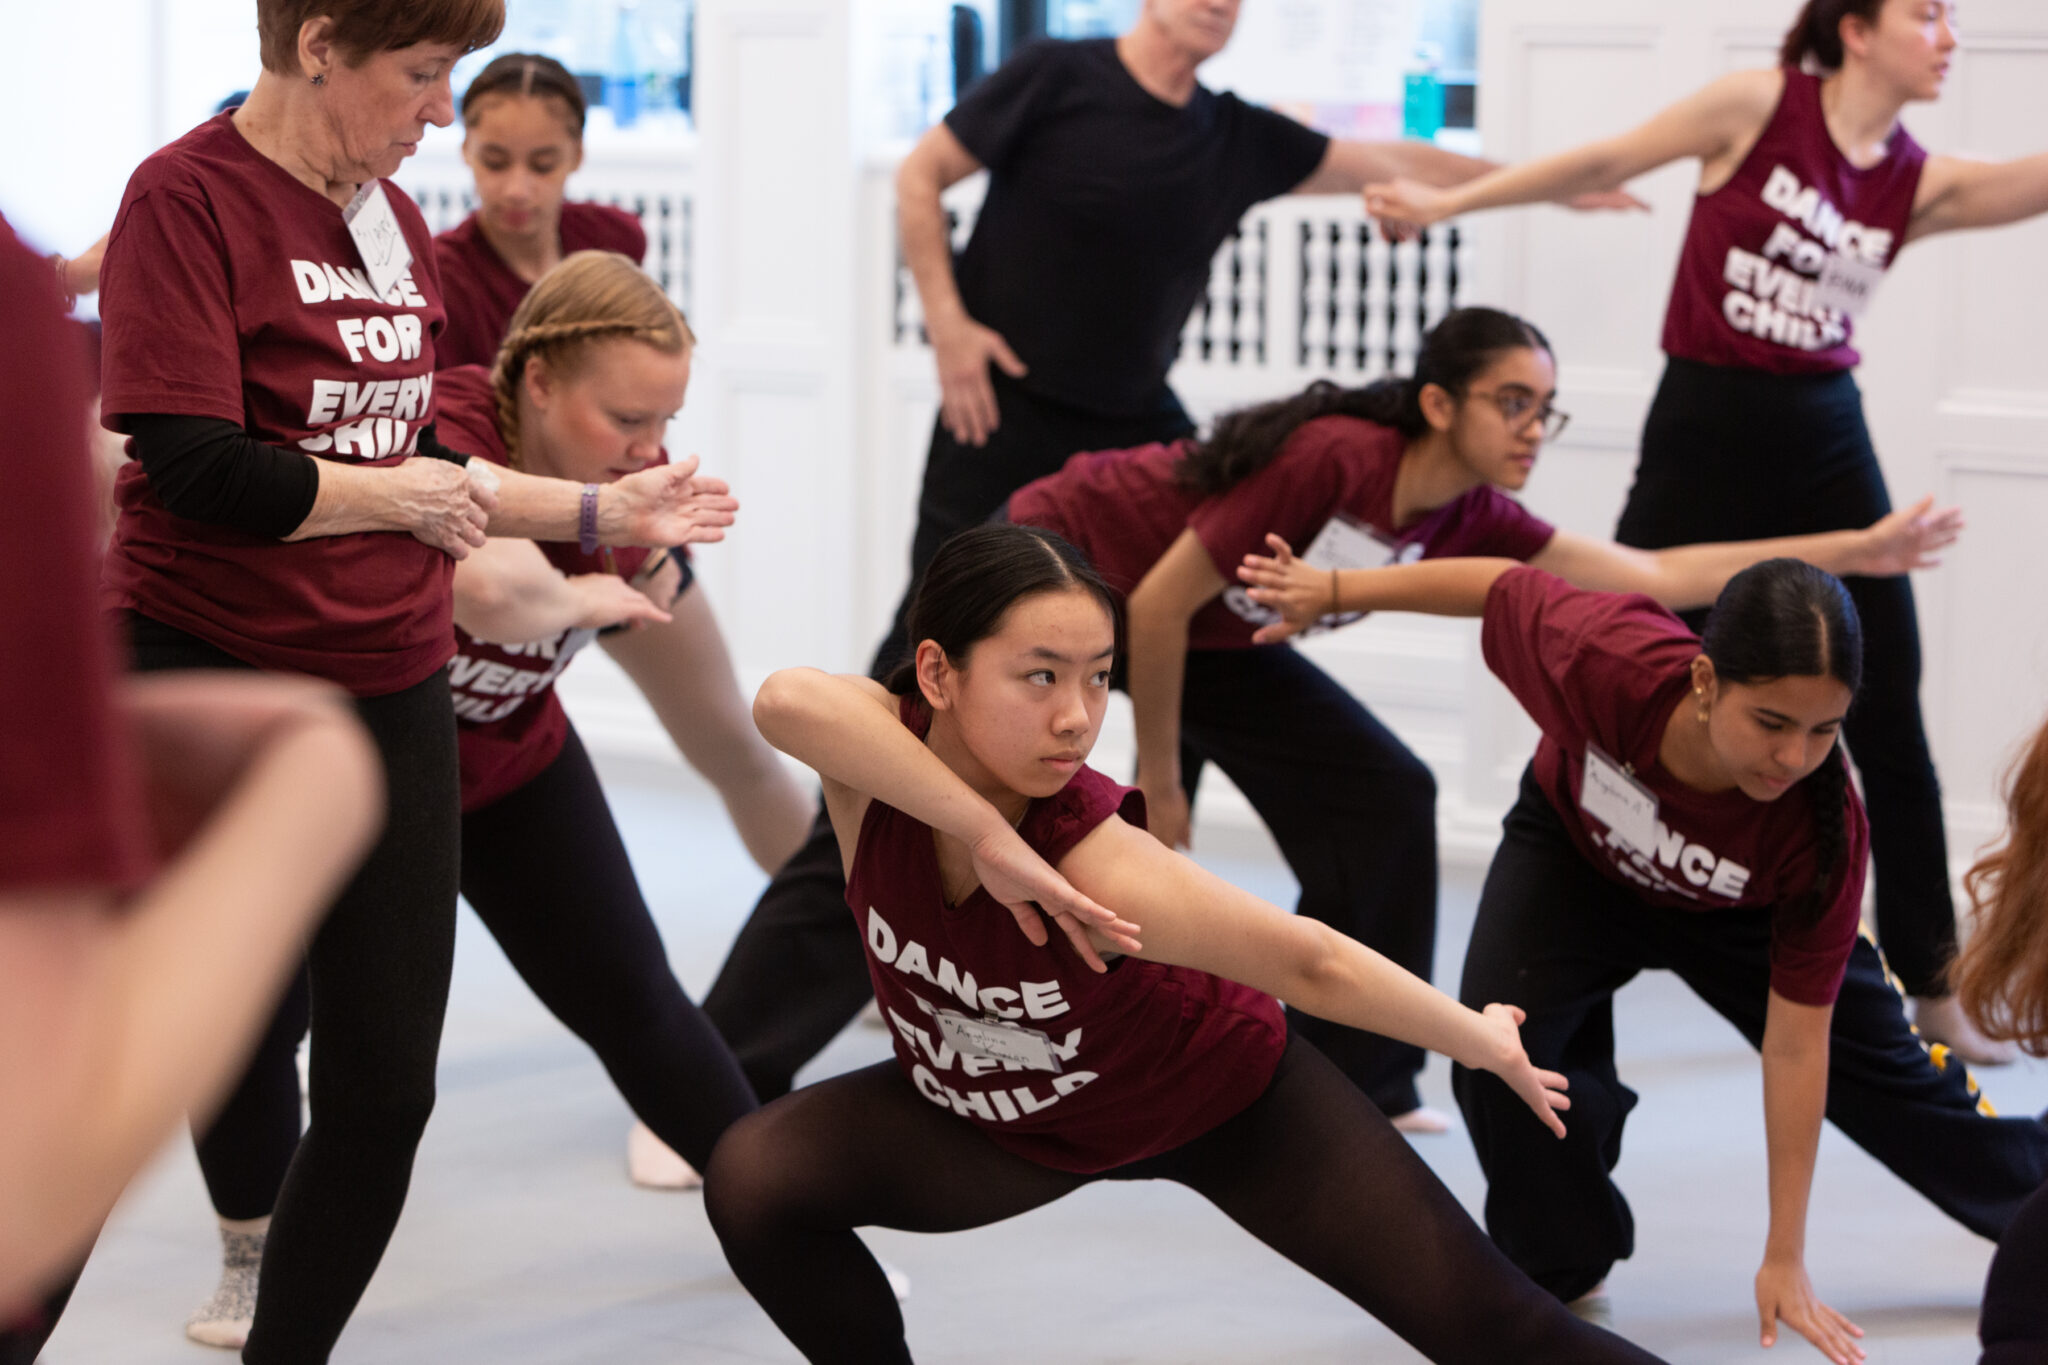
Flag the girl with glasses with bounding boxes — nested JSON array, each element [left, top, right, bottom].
[[1008, 305, 1955, 1129]]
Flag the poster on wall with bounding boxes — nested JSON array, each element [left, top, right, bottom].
[[1200, 0, 1422, 139]]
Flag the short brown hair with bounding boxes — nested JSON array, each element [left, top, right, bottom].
[[258, 0, 505, 74]]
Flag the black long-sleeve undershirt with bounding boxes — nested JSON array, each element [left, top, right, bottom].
[[125, 418, 472, 540]]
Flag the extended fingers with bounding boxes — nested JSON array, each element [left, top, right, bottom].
[[1003, 900, 1051, 949]]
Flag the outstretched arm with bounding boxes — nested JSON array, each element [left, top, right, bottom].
[[1235, 541, 1521, 641], [1527, 496, 1960, 609], [1363, 68, 1781, 231], [1060, 816, 1568, 1137], [752, 667, 1142, 968], [1755, 991, 1866, 1364], [1297, 138, 1648, 218], [481, 457, 738, 549], [452, 537, 671, 644], [1908, 150, 2048, 242]]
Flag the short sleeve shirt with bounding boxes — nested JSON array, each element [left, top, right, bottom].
[[98, 113, 455, 697], [947, 38, 1328, 416], [844, 698, 1288, 1173], [1481, 566, 1868, 1006], [432, 202, 647, 369], [0, 215, 154, 893], [431, 366, 656, 812], [1010, 416, 1557, 650]]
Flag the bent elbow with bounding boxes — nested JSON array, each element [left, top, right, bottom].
[[751, 668, 816, 749]]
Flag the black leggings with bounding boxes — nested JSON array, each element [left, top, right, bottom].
[[705, 647, 1439, 1116], [124, 612, 461, 1365], [1455, 769, 2048, 1303], [704, 1033, 1665, 1365], [1616, 358, 1956, 997], [194, 726, 759, 1223]]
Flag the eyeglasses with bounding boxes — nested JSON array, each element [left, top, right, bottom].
[[1467, 388, 1571, 442]]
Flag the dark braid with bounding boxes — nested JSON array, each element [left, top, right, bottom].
[[1698, 558, 1865, 931], [1173, 307, 1551, 498]]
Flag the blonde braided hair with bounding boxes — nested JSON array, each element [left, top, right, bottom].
[[489, 250, 696, 466]]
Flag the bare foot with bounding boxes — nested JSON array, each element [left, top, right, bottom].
[[1914, 994, 2019, 1067]]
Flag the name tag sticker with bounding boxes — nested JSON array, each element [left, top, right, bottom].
[[1580, 743, 1660, 857], [343, 181, 414, 301], [1296, 515, 1419, 632], [1812, 252, 1885, 318], [935, 1011, 1062, 1073]]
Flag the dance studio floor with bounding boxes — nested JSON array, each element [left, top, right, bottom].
[[45, 756, 2045, 1364]]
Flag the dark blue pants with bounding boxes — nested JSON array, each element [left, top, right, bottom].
[[1455, 768, 2048, 1303]]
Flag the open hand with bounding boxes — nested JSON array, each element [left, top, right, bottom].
[[1855, 494, 1963, 576], [396, 457, 492, 559], [607, 456, 740, 547], [1236, 534, 1326, 644], [1364, 178, 1456, 241], [930, 314, 1028, 447], [968, 823, 1142, 972], [1755, 1258, 1865, 1363], [568, 573, 673, 632], [1477, 1003, 1570, 1139]]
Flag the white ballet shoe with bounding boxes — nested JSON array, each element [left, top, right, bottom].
[[185, 1216, 265, 1349], [1913, 994, 2020, 1066], [1389, 1105, 1452, 1135], [626, 1121, 703, 1190]]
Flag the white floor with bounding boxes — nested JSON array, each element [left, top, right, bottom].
[[41, 757, 2047, 1364]]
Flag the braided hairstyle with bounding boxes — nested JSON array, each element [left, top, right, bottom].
[[1173, 306, 1551, 497], [1698, 559, 1865, 930], [489, 250, 695, 466]]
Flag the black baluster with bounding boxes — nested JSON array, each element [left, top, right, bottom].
[[1417, 225, 1433, 336], [1447, 224, 1462, 309], [1354, 220, 1371, 371], [680, 197, 694, 316], [656, 196, 675, 298], [1384, 228, 1402, 373], [1325, 220, 1341, 370], [1297, 220, 1313, 368], [1254, 218, 1268, 366]]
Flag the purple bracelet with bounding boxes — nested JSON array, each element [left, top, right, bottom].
[[578, 483, 601, 555]]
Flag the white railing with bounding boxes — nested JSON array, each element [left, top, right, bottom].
[[398, 141, 699, 317], [889, 174, 1471, 389]]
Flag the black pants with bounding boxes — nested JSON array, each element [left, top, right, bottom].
[[122, 612, 461, 1365], [704, 378, 1193, 1096], [1454, 768, 2048, 1303], [1616, 357, 1956, 997], [192, 727, 760, 1223], [1980, 1179, 2048, 1363], [704, 1033, 1665, 1365]]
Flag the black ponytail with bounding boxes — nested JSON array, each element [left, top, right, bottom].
[[1173, 306, 1553, 498], [884, 523, 1122, 696], [1699, 558, 1865, 929], [1779, 0, 1887, 71]]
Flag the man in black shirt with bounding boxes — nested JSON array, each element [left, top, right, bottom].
[[700, 0, 1630, 1131]]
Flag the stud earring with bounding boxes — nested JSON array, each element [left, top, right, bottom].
[[311, 73, 326, 87]]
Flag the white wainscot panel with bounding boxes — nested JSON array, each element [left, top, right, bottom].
[[725, 28, 838, 336], [1943, 44, 2048, 398], [1508, 29, 1685, 373], [1932, 457, 2048, 852], [717, 376, 858, 673]]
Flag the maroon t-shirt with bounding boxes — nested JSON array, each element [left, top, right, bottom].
[[432, 203, 647, 370], [432, 365, 655, 812], [98, 112, 455, 696], [844, 698, 1288, 1174], [0, 215, 154, 893], [1662, 69, 1925, 374], [1011, 415, 1557, 650], [1481, 566, 1869, 1006]]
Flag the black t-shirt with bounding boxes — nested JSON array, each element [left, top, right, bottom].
[[946, 39, 1329, 417]]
